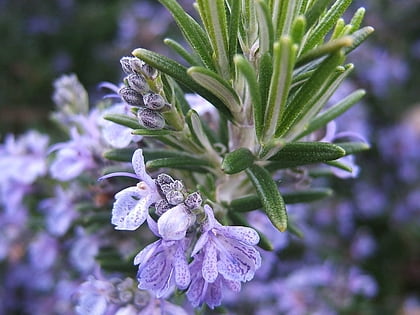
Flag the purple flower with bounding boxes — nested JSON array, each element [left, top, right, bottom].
[[49, 127, 98, 181], [192, 205, 261, 283], [134, 217, 191, 298], [103, 149, 161, 231], [186, 251, 241, 309]]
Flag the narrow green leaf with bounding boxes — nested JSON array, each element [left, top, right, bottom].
[[291, 15, 306, 45], [228, 211, 274, 251], [296, 36, 353, 67], [304, 0, 333, 29], [276, 51, 344, 138], [330, 18, 346, 39], [264, 37, 297, 142], [142, 148, 195, 161], [146, 157, 211, 171], [256, 0, 274, 55], [163, 38, 201, 66], [158, 0, 214, 70], [103, 148, 135, 162], [344, 26, 374, 54], [258, 52, 273, 117], [349, 7, 365, 32], [268, 141, 346, 168], [281, 188, 333, 204], [197, 0, 230, 78], [229, 188, 333, 212], [246, 164, 287, 232], [298, 89, 365, 138], [325, 160, 353, 172], [133, 48, 233, 119], [104, 113, 141, 130], [273, 0, 300, 38], [335, 142, 370, 155], [234, 55, 263, 139], [188, 66, 241, 113], [228, 0, 240, 72], [303, 0, 352, 53], [186, 109, 214, 151], [222, 147, 255, 174], [131, 129, 172, 136]]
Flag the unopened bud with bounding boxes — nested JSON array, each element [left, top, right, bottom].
[[184, 192, 202, 210], [126, 74, 149, 94], [137, 108, 165, 130], [155, 199, 172, 216], [171, 180, 184, 191], [119, 87, 144, 106], [120, 57, 143, 74], [143, 93, 166, 110], [156, 173, 174, 187], [141, 62, 158, 79], [166, 190, 185, 205]]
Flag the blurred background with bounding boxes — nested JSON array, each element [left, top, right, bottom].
[[0, 0, 419, 313]]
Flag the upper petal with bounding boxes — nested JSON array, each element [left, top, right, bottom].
[[158, 204, 196, 241], [132, 149, 155, 188], [111, 188, 148, 230]]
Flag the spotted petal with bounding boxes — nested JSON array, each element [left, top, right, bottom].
[[222, 226, 260, 246], [111, 187, 148, 230], [132, 149, 155, 188]]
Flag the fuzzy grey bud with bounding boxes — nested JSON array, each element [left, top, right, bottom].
[[119, 87, 144, 106], [126, 74, 149, 94], [143, 93, 166, 110], [156, 173, 174, 186], [166, 190, 185, 205], [171, 180, 184, 192], [155, 199, 172, 216], [184, 192, 202, 210], [137, 108, 165, 130], [120, 57, 143, 74], [141, 62, 158, 79]]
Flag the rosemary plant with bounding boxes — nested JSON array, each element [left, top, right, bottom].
[[95, 0, 374, 311]]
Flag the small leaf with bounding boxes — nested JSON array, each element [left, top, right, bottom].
[[335, 141, 370, 155], [228, 211, 274, 251], [276, 51, 344, 138], [297, 89, 365, 138], [188, 66, 241, 113], [158, 0, 214, 69], [103, 113, 141, 130], [246, 164, 287, 232], [222, 148, 255, 174], [164, 38, 201, 66], [256, 0, 274, 55], [325, 160, 353, 172], [296, 36, 353, 67], [304, 0, 334, 29], [303, 0, 352, 53], [234, 55, 263, 139], [264, 37, 297, 142], [268, 141, 346, 168], [103, 148, 136, 162], [131, 129, 172, 136], [349, 7, 365, 33], [344, 26, 374, 54], [228, 0, 240, 68], [291, 15, 306, 44], [186, 109, 214, 151], [146, 157, 211, 170]]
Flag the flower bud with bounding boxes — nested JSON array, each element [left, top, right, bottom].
[[141, 62, 158, 79], [137, 108, 165, 130], [120, 57, 143, 75], [171, 180, 184, 191], [166, 190, 184, 205], [119, 87, 144, 106], [157, 204, 195, 241], [156, 173, 174, 187], [143, 93, 166, 111], [126, 74, 149, 94], [184, 192, 202, 210], [155, 198, 172, 216]]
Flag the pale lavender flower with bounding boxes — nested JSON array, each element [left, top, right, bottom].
[[134, 217, 191, 298], [186, 251, 241, 309], [157, 203, 196, 241], [192, 205, 261, 282], [99, 102, 141, 148], [69, 228, 100, 274], [102, 149, 161, 231], [28, 233, 59, 271], [49, 127, 99, 181], [38, 185, 79, 236]]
